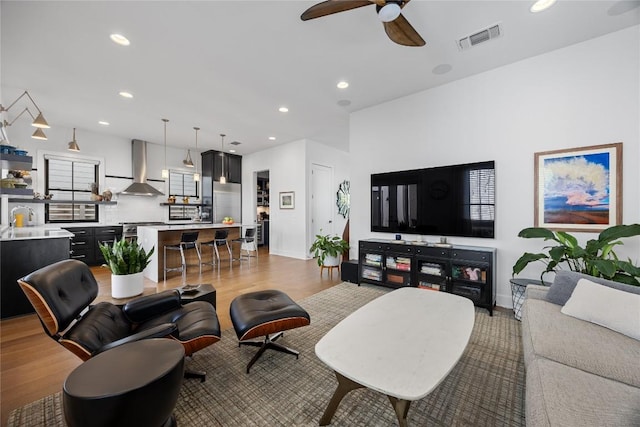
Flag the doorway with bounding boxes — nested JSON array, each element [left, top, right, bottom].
[[256, 170, 269, 247], [310, 163, 333, 251]]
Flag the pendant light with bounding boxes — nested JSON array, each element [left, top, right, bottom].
[[67, 128, 80, 151], [193, 127, 200, 182], [183, 148, 194, 168], [161, 119, 169, 179], [219, 133, 226, 184]]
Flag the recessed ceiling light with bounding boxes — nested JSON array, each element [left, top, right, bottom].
[[268, 136, 276, 141], [337, 81, 349, 89], [432, 64, 453, 75], [110, 34, 130, 46], [337, 99, 351, 107], [98, 121, 110, 126], [530, 0, 556, 13], [119, 91, 133, 99], [278, 106, 289, 113], [229, 149, 236, 153]]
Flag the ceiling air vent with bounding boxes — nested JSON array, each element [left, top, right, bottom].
[[457, 23, 502, 51]]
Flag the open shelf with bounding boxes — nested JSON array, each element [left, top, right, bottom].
[[2, 188, 34, 196], [7, 198, 117, 205], [160, 203, 206, 206]]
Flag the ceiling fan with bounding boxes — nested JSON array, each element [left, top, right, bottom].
[[300, 0, 425, 47]]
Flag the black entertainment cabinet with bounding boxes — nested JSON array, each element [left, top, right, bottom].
[[358, 239, 497, 315]]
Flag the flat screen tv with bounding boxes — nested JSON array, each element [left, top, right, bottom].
[[371, 161, 495, 238]]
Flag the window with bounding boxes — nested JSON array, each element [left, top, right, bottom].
[[168, 171, 199, 220], [45, 157, 100, 222], [467, 168, 495, 221]]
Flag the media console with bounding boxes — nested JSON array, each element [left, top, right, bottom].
[[358, 239, 496, 315]]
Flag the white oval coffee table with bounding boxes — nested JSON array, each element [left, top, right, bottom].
[[315, 287, 475, 426]]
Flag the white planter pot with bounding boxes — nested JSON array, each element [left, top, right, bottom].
[[111, 272, 144, 299], [323, 254, 340, 267]]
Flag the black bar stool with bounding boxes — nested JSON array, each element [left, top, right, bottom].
[[233, 227, 258, 262], [164, 231, 201, 281], [201, 229, 232, 268]]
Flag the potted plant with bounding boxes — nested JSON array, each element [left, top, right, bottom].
[[99, 237, 155, 298], [309, 232, 350, 268], [512, 224, 640, 285]]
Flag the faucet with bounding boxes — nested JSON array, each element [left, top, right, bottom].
[[10, 205, 35, 227]]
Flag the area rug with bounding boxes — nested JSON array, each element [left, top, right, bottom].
[[8, 283, 525, 426]]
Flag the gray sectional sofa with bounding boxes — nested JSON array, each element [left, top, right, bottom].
[[521, 270, 640, 426]]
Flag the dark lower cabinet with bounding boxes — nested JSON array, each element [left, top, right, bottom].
[[359, 239, 496, 315], [65, 226, 95, 264], [94, 226, 123, 265], [1, 237, 70, 319], [63, 226, 122, 266]]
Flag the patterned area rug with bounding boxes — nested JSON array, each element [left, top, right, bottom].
[[8, 283, 525, 426]]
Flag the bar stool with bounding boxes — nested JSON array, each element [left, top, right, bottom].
[[164, 231, 201, 281], [201, 229, 232, 268], [232, 227, 258, 262]]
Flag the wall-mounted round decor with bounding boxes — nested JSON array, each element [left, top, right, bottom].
[[336, 180, 350, 218]]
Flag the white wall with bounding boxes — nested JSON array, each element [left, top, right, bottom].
[[242, 140, 308, 258], [242, 139, 351, 260], [350, 25, 640, 308]]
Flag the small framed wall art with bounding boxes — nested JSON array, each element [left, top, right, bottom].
[[279, 191, 295, 209], [534, 142, 622, 232]]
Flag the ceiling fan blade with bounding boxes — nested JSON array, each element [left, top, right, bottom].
[[301, 0, 374, 21], [383, 14, 425, 46]]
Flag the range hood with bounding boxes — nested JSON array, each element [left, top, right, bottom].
[[120, 139, 164, 196]]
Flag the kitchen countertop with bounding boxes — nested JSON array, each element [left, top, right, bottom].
[[0, 226, 74, 241], [139, 223, 243, 232]]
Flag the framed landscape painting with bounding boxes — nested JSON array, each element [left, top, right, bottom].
[[534, 142, 622, 232]]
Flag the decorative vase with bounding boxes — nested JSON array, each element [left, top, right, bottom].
[[111, 272, 144, 299], [323, 254, 340, 267]]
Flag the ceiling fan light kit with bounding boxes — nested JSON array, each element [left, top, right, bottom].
[[301, 0, 424, 47], [377, 2, 401, 22]]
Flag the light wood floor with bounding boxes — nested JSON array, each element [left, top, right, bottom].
[[0, 248, 341, 426]]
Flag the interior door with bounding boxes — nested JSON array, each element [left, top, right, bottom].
[[311, 164, 333, 249]]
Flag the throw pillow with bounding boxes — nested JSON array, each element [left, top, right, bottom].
[[561, 278, 640, 341], [545, 270, 640, 306]]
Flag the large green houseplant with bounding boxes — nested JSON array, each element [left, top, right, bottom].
[[512, 224, 640, 285], [309, 232, 350, 267], [99, 237, 155, 298], [99, 237, 155, 275]]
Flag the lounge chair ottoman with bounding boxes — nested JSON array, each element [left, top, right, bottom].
[[230, 290, 310, 373]]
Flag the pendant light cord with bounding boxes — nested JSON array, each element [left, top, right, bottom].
[[162, 118, 169, 174]]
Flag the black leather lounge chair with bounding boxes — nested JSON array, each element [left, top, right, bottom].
[[18, 259, 221, 381]]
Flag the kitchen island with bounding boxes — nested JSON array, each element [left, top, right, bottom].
[[0, 226, 74, 318], [138, 223, 243, 283]]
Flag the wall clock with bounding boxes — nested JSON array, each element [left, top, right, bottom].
[[336, 180, 350, 218], [429, 180, 450, 200]]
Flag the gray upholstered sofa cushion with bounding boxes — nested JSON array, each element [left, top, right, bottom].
[[522, 275, 640, 427], [521, 296, 640, 388], [545, 270, 640, 306], [526, 357, 640, 427]]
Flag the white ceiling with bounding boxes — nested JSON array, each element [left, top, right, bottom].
[[2, 1, 638, 155]]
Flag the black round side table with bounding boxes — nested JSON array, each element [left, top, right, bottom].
[[63, 339, 185, 427]]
